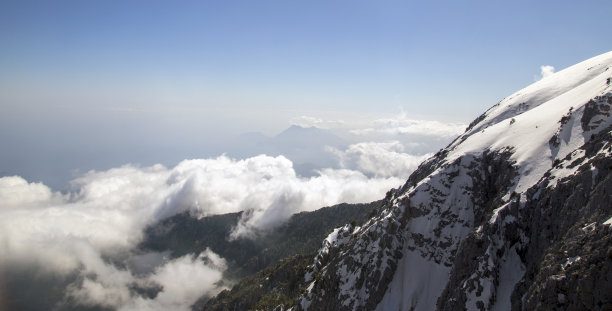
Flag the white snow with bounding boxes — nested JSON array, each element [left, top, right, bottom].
[[375, 248, 450, 311], [302, 51, 612, 311], [547, 149, 586, 188], [551, 274, 566, 281], [317, 224, 353, 256], [490, 202, 509, 224], [491, 246, 526, 311], [300, 282, 314, 310], [324, 227, 341, 247], [581, 222, 596, 232], [603, 216, 612, 226], [338, 265, 361, 306], [377, 51, 611, 310], [447, 51, 612, 194], [466, 51, 612, 135], [561, 256, 582, 271]]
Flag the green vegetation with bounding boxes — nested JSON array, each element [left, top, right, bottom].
[[139, 201, 380, 310], [141, 201, 379, 279], [203, 254, 311, 311]]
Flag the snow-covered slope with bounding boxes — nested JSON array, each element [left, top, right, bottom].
[[450, 51, 612, 194], [294, 51, 612, 310]]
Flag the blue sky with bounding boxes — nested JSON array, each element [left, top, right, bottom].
[[1, 0, 611, 187], [2, 0, 610, 119]]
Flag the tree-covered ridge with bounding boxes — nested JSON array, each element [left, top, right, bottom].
[[203, 254, 311, 311], [139, 200, 380, 308]]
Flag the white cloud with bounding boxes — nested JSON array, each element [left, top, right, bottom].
[[0, 176, 65, 209], [350, 115, 465, 139], [537, 65, 555, 80], [229, 168, 402, 239], [65, 243, 137, 309], [327, 141, 432, 179], [0, 153, 402, 250], [290, 115, 346, 128], [119, 249, 227, 311], [0, 153, 407, 309], [65, 248, 227, 311]]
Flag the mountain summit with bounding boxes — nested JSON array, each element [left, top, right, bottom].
[[295, 52, 612, 310]]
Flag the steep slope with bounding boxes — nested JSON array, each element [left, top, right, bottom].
[[197, 203, 379, 311], [141, 201, 378, 280], [295, 51, 612, 310]]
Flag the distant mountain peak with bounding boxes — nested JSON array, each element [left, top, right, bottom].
[[278, 124, 325, 135], [274, 124, 346, 148]]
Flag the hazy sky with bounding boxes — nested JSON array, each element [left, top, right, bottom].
[[1, 0, 611, 187]]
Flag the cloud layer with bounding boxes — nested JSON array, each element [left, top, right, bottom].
[[350, 116, 466, 138], [327, 141, 432, 179], [63, 248, 227, 311], [290, 115, 346, 129], [0, 153, 407, 309], [0, 112, 465, 309], [0, 176, 65, 209]]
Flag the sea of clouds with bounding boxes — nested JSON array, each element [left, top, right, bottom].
[[0, 115, 465, 310]]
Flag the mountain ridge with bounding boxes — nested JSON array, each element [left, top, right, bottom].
[[293, 51, 612, 310]]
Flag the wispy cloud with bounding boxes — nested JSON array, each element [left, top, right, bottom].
[[63, 248, 227, 311], [290, 115, 346, 128], [536, 65, 555, 80], [0, 174, 230, 310], [229, 167, 401, 239], [118, 249, 227, 311], [350, 114, 466, 138]]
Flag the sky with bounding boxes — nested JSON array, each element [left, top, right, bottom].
[[1, 1, 612, 309], [1, 0, 612, 187]]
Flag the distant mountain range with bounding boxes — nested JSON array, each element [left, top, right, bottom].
[[227, 125, 348, 177]]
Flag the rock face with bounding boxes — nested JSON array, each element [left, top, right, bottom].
[[517, 126, 612, 311], [294, 52, 612, 310]]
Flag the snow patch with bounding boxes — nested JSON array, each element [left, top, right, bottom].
[[448, 51, 612, 194], [581, 222, 596, 232], [561, 256, 582, 271], [375, 248, 450, 311], [491, 246, 525, 311]]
